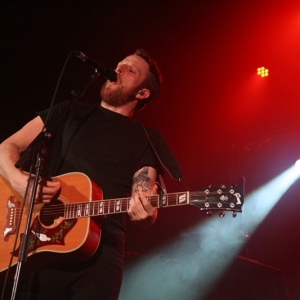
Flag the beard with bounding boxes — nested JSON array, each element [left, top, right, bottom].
[[100, 82, 139, 107]]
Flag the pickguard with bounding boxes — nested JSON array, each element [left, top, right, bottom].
[[13, 216, 77, 256]]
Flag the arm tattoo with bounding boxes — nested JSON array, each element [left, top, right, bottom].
[[133, 167, 152, 193]]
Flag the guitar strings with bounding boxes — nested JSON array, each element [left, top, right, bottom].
[[11, 190, 233, 225]]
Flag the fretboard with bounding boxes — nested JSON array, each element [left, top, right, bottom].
[[64, 191, 191, 219]]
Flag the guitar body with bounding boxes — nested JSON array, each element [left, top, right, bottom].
[[0, 173, 102, 282]]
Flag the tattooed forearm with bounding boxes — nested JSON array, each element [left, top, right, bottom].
[[133, 167, 153, 193]]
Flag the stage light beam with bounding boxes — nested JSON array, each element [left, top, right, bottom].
[[119, 164, 300, 300]]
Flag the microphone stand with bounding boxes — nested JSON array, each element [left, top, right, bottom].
[[10, 132, 50, 300], [7, 72, 101, 300]]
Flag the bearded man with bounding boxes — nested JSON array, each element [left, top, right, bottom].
[[0, 49, 164, 299]]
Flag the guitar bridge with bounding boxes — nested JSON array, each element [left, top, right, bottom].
[[3, 196, 21, 241]]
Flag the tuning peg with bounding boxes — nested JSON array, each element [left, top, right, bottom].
[[206, 210, 213, 217], [219, 211, 225, 218]]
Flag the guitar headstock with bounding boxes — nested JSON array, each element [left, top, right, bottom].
[[190, 181, 244, 217]]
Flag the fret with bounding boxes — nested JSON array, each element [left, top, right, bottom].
[[108, 200, 113, 214], [115, 199, 121, 212], [71, 203, 75, 218], [91, 201, 96, 216], [106, 201, 110, 214], [104, 200, 109, 214], [123, 198, 130, 212], [126, 198, 130, 211], [64, 204, 69, 219], [106, 201, 109, 214], [78, 203, 83, 217], [167, 193, 174, 206], [95, 201, 100, 216], [111, 199, 116, 213], [86, 202, 91, 216], [65, 203, 75, 219], [95, 201, 99, 215], [73, 203, 77, 218], [98, 201, 104, 215], [84, 203, 89, 216], [70, 203, 75, 218], [149, 195, 159, 208]]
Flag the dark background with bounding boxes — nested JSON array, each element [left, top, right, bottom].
[[1, 0, 300, 299]]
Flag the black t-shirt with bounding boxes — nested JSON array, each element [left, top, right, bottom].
[[38, 101, 160, 246]]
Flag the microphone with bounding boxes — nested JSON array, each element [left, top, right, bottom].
[[74, 50, 117, 82]]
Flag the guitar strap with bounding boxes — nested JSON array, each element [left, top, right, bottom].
[[142, 126, 183, 180]]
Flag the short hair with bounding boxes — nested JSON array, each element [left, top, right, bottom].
[[134, 49, 163, 111]]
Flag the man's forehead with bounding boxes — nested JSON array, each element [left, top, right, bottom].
[[119, 55, 148, 69]]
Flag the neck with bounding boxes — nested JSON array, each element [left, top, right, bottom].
[[100, 101, 136, 117]]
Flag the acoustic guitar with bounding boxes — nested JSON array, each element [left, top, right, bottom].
[[0, 172, 244, 282]]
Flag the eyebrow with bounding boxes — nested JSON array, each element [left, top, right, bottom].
[[117, 60, 139, 72]]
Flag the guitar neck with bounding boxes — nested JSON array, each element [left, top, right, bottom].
[[63, 186, 243, 220], [64, 191, 190, 220]]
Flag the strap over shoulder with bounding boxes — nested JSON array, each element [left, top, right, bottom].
[[143, 126, 183, 180]]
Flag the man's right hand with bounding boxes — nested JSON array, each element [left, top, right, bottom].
[[12, 171, 61, 204]]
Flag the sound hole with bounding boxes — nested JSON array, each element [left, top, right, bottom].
[[40, 199, 65, 226]]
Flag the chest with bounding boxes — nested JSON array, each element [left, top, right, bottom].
[[60, 112, 145, 168]]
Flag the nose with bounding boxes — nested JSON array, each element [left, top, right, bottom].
[[116, 67, 123, 75]]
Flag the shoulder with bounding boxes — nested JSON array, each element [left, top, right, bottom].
[[39, 101, 99, 122], [141, 125, 164, 144]]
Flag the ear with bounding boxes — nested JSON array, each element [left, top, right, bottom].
[[136, 89, 150, 100]]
